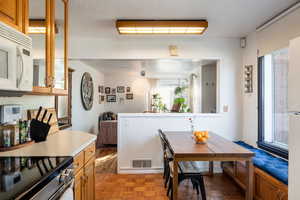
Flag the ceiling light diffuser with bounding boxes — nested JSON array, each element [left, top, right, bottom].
[[116, 20, 208, 35], [29, 19, 59, 34]]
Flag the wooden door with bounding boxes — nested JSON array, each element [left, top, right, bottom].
[[0, 0, 23, 31], [74, 169, 84, 200], [84, 158, 95, 200]]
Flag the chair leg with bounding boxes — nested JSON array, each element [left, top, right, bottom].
[[199, 176, 206, 200], [167, 177, 173, 197], [163, 159, 167, 178], [191, 178, 200, 195], [165, 167, 170, 188]]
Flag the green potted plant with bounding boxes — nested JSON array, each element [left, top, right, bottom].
[[172, 86, 191, 113]]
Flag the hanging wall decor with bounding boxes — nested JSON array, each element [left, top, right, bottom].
[[81, 72, 94, 110], [244, 65, 253, 93], [117, 86, 125, 93], [105, 87, 111, 94], [126, 93, 133, 100]]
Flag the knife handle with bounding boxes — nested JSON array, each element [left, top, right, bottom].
[[47, 113, 53, 124], [41, 109, 48, 122], [36, 106, 42, 120]]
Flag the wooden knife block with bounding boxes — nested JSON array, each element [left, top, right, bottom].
[[28, 108, 59, 136]]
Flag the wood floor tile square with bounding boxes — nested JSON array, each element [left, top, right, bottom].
[[95, 148, 244, 200]]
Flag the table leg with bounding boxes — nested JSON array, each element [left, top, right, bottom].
[[173, 159, 178, 200], [209, 161, 214, 176], [245, 160, 254, 200]]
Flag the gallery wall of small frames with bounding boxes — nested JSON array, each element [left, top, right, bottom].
[[98, 85, 133, 104]]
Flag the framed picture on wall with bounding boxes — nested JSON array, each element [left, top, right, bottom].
[[107, 95, 117, 102], [117, 86, 125, 93], [118, 96, 125, 104], [98, 86, 104, 93], [111, 88, 116, 94], [101, 95, 105, 103], [126, 86, 130, 93], [126, 93, 133, 100], [105, 87, 111, 94]]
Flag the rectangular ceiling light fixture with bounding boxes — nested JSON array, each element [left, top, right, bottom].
[[28, 19, 47, 34], [116, 20, 208, 35], [29, 19, 58, 34]]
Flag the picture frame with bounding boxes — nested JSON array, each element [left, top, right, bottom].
[[111, 88, 116, 94], [126, 93, 133, 100], [118, 96, 125, 104], [98, 85, 104, 93], [101, 95, 105, 103], [105, 87, 111, 94], [126, 86, 130, 93], [106, 95, 117, 102], [117, 86, 125, 93]]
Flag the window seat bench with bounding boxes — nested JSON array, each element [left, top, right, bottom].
[[221, 141, 288, 200]]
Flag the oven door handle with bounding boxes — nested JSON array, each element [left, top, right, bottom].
[[49, 178, 74, 200], [16, 47, 24, 88]]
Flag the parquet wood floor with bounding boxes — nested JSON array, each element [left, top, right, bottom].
[[95, 147, 244, 200]]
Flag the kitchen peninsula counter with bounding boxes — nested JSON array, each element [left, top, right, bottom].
[[0, 130, 97, 157]]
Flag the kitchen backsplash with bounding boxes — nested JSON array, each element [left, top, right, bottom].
[[0, 96, 54, 119]]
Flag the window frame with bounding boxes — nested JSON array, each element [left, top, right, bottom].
[[258, 56, 288, 159]]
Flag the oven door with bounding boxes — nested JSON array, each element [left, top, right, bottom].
[[0, 36, 17, 91]]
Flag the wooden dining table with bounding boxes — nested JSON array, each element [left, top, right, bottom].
[[164, 131, 255, 200]]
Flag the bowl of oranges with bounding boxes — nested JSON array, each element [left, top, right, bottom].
[[193, 131, 209, 144]]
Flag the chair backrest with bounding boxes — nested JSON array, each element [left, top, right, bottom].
[[158, 129, 167, 150], [158, 129, 174, 155]]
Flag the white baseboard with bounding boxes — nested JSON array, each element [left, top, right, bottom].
[[118, 167, 163, 174], [118, 166, 222, 174]]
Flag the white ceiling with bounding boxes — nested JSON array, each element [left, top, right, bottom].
[[69, 0, 299, 39], [82, 59, 217, 78]]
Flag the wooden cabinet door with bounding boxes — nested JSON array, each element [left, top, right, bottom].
[[111, 122, 117, 144], [74, 169, 84, 200], [100, 123, 111, 144], [255, 175, 280, 200], [0, 0, 23, 31], [84, 158, 95, 200]]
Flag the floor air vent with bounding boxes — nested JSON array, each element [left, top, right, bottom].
[[132, 160, 152, 168]]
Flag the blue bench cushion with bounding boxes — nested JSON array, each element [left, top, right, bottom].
[[234, 141, 288, 185]]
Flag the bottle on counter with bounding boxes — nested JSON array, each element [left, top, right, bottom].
[[11, 124, 20, 146], [26, 120, 31, 142], [19, 120, 27, 144], [3, 129, 11, 147]]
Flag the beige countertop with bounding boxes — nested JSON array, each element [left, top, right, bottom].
[[0, 130, 97, 157]]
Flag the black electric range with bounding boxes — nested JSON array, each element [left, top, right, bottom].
[[0, 156, 73, 200]]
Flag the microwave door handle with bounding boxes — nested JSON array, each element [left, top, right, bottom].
[[16, 48, 24, 88]]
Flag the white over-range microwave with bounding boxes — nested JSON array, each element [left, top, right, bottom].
[[0, 22, 33, 92]]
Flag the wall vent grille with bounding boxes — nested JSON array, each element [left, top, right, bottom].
[[132, 160, 152, 168]]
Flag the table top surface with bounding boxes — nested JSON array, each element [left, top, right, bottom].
[[164, 131, 255, 159]]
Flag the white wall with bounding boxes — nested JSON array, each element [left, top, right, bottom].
[[118, 113, 228, 173], [102, 73, 150, 113], [241, 32, 258, 147], [68, 60, 105, 134]]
